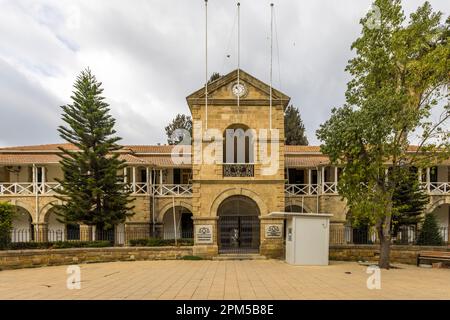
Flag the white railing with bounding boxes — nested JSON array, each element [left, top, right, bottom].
[[323, 182, 338, 194], [285, 184, 319, 196], [423, 182, 450, 195], [0, 183, 35, 195], [151, 184, 193, 197]]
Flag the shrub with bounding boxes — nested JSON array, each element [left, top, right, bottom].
[[181, 255, 203, 260], [129, 238, 194, 247], [0, 202, 14, 249], [4, 240, 112, 250], [417, 213, 443, 246]]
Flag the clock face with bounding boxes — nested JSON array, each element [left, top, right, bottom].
[[231, 82, 247, 98]]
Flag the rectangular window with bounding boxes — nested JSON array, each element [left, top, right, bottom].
[[173, 168, 181, 184]]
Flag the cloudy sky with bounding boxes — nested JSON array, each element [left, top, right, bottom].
[[0, 0, 448, 147]]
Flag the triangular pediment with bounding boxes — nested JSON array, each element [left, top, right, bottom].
[[186, 69, 290, 109]]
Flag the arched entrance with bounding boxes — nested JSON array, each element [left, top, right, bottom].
[[162, 206, 193, 239], [427, 203, 449, 243], [217, 195, 260, 254], [45, 208, 81, 241], [11, 206, 34, 242]]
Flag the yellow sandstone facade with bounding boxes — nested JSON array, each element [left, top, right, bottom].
[[0, 69, 449, 257]]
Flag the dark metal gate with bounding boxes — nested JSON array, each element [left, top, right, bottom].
[[218, 215, 260, 254]]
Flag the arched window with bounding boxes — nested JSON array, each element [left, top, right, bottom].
[[223, 124, 255, 164]]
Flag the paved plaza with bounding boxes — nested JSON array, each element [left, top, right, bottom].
[[0, 260, 449, 300]]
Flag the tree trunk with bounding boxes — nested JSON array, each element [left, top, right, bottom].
[[378, 233, 391, 269], [378, 216, 392, 269]]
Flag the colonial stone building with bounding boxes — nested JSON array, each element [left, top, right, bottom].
[[0, 69, 449, 257]]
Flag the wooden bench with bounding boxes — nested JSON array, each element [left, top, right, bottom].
[[417, 251, 450, 266]]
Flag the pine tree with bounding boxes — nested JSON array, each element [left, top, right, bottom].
[[284, 105, 308, 145], [417, 213, 443, 246], [392, 169, 429, 233], [165, 114, 192, 145], [53, 69, 134, 232]]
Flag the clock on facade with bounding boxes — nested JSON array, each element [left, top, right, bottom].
[[231, 82, 247, 98]]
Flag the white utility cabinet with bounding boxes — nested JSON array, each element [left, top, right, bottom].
[[270, 212, 333, 266]]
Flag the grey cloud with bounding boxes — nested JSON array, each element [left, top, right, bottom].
[[0, 0, 448, 147]]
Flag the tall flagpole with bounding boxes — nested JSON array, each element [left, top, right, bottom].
[[205, 0, 208, 130], [237, 2, 240, 110], [269, 3, 273, 130]]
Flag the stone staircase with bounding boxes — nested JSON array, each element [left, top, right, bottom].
[[212, 254, 267, 261]]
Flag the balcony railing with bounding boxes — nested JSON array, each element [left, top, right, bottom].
[[1, 182, 450, 197], [223, 163, 255, 177], [151, 184, 193, 197], [423, 182, 450, 194]]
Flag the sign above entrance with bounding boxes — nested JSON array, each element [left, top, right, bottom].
[[265, 224, 283, 239], [195, 225, 213, 244]]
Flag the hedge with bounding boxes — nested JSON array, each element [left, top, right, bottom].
[[129, 238, 194, 247], [4, 240, 112, 250]]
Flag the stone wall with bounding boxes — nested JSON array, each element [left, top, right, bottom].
[[330, 244, 450, 265], [0, 246, 193, 270]]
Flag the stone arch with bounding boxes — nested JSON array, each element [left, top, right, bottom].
[[39, 200, 61, 223], [158, 200, 193, 223], [210, 188, 268, 217], [427, 197, 450, 214], [10, 205, 34, 242], [284, 199, 312, 213], [161, 205, 193, 239]]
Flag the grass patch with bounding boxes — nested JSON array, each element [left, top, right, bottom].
[[181, 255, 203, 260]]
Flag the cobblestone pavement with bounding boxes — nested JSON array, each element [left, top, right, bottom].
[[0, 260, 448, 300]]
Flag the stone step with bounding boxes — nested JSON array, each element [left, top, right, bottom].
[[212, 254, 267, 261]]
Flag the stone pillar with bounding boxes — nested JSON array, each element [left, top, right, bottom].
[[259, 216, 284, 259], [34, 223, 48, 242], [192, 217, 218, 258], [79, 224, 93, 241]]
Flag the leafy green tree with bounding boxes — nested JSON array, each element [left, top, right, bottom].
[[316, 1, 449, 268], [165, 114, 192, 145], [284, 105, 308, 145], [0, 202, 14, 249], [53, 69, 134, 232], [417, 213, 443, 246]]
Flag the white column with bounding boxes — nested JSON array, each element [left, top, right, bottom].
[[160, 169, 163, 185], [321, 166, 325, 193], [41, 166, 46, 183], [146, 167, 150, 194], [334, 167, 338, 183], [132, 166, 136, 194], [418, 168, 422, 183], [308, 169, 312, 194], [426, 167, 431, 192], [123, 167, 128, 184]]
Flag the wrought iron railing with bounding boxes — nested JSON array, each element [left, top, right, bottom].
[[329, 226, 449, 245], [223, 163, 255, 177]]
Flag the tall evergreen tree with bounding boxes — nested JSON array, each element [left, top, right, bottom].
[[165, 114, 192, 145], [417, 213, 443, 246], [53, 69, 134, 231], [284, 105, 308, 145], [392, 169, 429, 233]]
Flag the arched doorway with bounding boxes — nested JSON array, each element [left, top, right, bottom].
[[162, 206, 193, 239], [427, 203, 449, 243], [217, 195, 260, 254], [45, 208, 80, 241], [11, 206, 34, 242]]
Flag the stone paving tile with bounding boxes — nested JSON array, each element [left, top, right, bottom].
[[0, 260, 449, 300]]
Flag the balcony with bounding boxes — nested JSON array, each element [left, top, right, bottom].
[[223, 163, 255, 177]]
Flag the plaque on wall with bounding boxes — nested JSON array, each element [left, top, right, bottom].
[[195, 225, 213, 244], [265, 224, 283, 238]]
